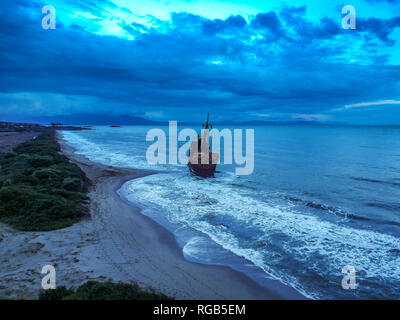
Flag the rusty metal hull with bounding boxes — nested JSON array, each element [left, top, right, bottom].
[[188, 162, 217, 177], [188, 113, 218, 178]]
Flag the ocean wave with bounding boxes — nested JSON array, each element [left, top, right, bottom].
[[123, 173, 400, 299], [62, 130, 173, 171], [350, 176, 400, 187]]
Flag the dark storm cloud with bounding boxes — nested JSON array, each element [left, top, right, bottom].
[[279, 5, 307, 24], [202, 15, 246, 35], [252, 12, 281, 30], [0, 0, 399, 124], [356, 16, 400, 42]]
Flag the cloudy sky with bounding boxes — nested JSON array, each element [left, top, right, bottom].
[[1, 0, 400, 124]]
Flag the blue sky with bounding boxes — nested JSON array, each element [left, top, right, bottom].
[[1, 0, 400, 124]]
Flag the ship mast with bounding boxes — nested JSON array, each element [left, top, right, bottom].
[[205, 112, 210, 129]]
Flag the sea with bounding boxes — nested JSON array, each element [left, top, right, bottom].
[[62, 125, 400, 299]]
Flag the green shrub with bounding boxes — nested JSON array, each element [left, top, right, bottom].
[[0, 185, 82, 231], [28, 155, 54, 167], [14, 134, 59, 155], [39, 281, 171, 300], [38, 286, 74, 300], [32, 168, 63, 188], [0, 132, 91, 231], [62, 177, 83, 192]]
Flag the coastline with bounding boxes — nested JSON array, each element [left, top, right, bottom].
[[58, 132, 307, 300]]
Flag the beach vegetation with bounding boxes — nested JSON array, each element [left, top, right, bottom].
[[38, 281, 171, 300], [0, 132, 90, 231]]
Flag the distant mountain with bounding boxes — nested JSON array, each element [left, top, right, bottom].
[[212, 120, 344, 126], [0, 114, 167, 126], [0, 114, 343, 126]]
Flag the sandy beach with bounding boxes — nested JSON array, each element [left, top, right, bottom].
[[0, 132, 305, 299], [0, 131, 39, 153]]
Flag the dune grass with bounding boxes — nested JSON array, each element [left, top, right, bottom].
[[38, 281, 171, 300], [0, 132, 91, 231]]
